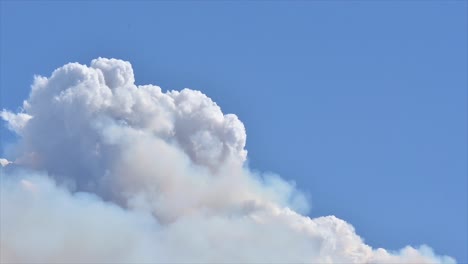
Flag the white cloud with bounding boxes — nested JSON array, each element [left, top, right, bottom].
[[0, 110, 32, 135], [0, 58, 456, 263], [0, 158, 11, 167]]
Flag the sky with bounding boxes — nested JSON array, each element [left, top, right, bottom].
[[0, 1, 466, 263]]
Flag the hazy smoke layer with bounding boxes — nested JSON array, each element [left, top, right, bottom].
[[0, 58, 455, 263]]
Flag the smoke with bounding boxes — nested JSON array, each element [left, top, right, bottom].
[[0, 58, 455, 263]]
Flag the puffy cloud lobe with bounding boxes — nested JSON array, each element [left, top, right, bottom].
[[0, 158, 11, 167], [0, 58, 456, 263], [0, 111, 31, 135]]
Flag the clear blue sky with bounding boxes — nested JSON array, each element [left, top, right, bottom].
[[1, 1, 466, 262]]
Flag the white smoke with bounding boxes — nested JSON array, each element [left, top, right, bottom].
[[0, 58, 455, 263]]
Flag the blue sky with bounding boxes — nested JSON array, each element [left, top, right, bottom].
[[1, 1, 466, 262]]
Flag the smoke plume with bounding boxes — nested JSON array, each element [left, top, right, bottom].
[[0, 58, 455, 263]]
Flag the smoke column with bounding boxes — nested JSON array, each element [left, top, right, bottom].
[[0, 58, 455, 263]]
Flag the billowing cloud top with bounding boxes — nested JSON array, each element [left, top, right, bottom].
[[0, 58, 455, 263]]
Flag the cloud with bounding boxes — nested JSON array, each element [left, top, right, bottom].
[[0, 158, 11, 167], [0, 58, 456, 263], [0, 111, 31, 135]]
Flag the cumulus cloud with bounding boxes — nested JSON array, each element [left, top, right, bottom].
[[0, 58, 456, 263]]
